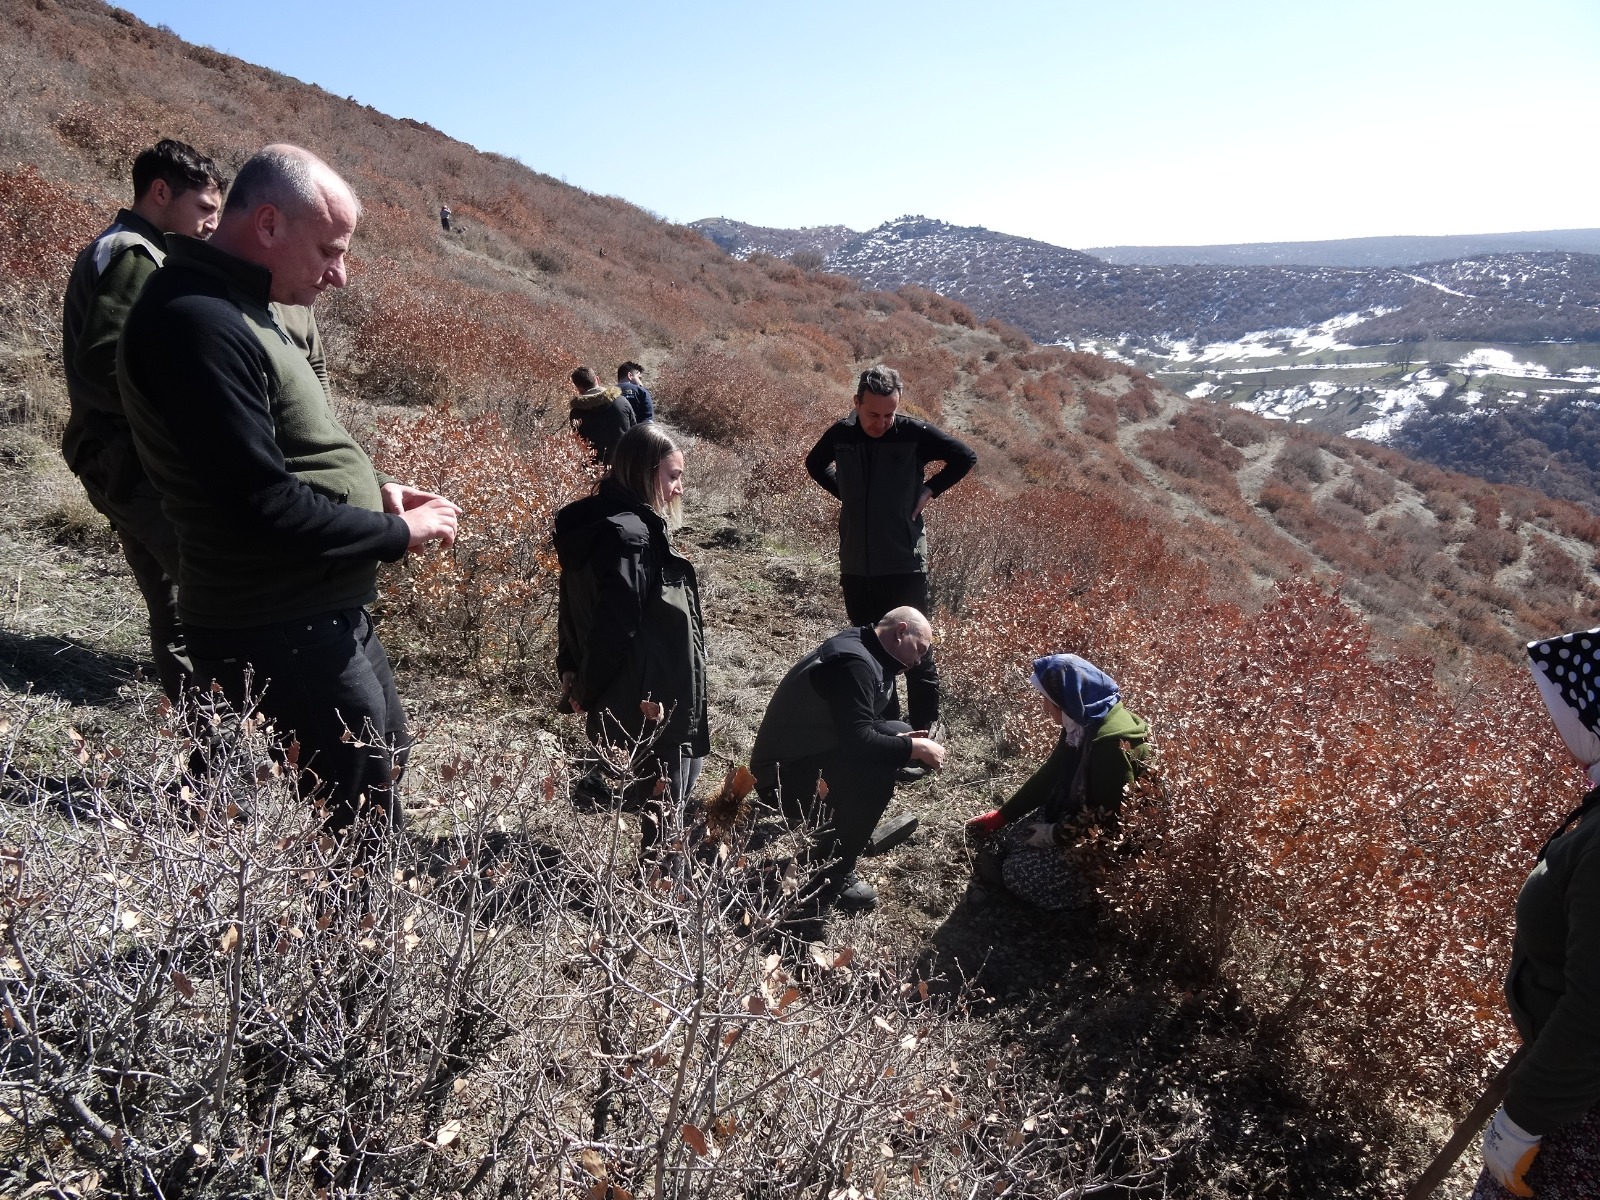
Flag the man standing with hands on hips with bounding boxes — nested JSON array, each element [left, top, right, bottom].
[[119, 144, 458, 831], [805, 365, 976, 777]]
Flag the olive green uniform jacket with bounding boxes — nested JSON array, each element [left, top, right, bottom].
[[117, 237, 406, 628], [998, 701, 1152, 830]]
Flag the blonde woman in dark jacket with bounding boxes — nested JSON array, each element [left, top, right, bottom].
[[554, 425, 708, 843]]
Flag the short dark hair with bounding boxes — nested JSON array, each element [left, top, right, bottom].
[[855, 364, 903, 401], [617, 361, 644, 382], [131, 139, 226, 202], [571, 366, 597, 391]]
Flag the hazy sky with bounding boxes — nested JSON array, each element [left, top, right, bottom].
[[120, 0, 1600, 249]]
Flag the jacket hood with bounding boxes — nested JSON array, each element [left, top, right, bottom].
[[1093, 701, 1149, 744], [571, 385, 624, 412], [553, 478, 657, 569]]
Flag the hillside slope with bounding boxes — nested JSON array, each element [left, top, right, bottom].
[[698, 215, 1600, 348], [695, 214, 1600, 511]]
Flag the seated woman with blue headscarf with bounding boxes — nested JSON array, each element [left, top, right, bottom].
[[965, 654, 1152, 910]]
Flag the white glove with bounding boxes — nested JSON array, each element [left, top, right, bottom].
[[1481, 1105, 1540, 1198], [1024, 821, 1057, 849]]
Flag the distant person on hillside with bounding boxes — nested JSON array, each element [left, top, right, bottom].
[[569, 366, 636, 464], [965, 654, 1151, 910], [1470, 630, 1600, 1200], [805, 366, 976, 761], [118, 144, 460, 831], [439, 205, 451, 232], [616, 361, 654, 423], [554, 423, 708, 850], [60, 138, 227, 704], [748, 608, 945, 917]]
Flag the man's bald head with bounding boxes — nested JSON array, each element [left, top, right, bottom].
[[212, 144, 359, 306], [874, 607, 934, 670], [222, 144, 358, 222]]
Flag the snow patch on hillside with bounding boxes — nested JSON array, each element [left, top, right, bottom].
[[1160, 310, 1396, 365], [1452, 348, 1600, 381], [1346, 377, 1456, 441]]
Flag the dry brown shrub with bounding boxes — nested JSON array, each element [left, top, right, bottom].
[[1458, 525, 1523, 577], [944, 575, 1578, 1112], [371, 408, 597, 679], [1527, 534, 1586, 593], [1219, 414, 1267, 448], [1081, 394, 1117, 443], [1274, 441, 1328, 488], [0, 164, 105, 335]]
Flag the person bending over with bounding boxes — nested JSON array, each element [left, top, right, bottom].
[[1473, 630, 1600, 1200], [967, 654, 1151, 910], [749, 607, 944, 915]]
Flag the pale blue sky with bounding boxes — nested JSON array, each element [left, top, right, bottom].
[[119, 0, 1600, 248]]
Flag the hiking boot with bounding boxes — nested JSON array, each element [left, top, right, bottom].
[[834, 871, 878, 913], [863, 811, 919, 857], [895, 765, 928, 784]]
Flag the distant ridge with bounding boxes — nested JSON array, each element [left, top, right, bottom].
[[692, 217, 856, 263], [1087, 229, 1600, 268]]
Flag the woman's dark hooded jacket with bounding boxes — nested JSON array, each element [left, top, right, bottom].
[[554, 478, 708, 758]]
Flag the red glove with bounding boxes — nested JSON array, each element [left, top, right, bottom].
[[965, 809, 1005, 836]]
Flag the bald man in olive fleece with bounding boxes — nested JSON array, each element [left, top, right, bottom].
[[118, 144, 459, 829]]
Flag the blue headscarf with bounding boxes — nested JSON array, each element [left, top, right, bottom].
[[1029, 654, 1120, 726]]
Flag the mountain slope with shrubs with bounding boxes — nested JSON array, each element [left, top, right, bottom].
[[0, 2, 1597, 1197], [698, 214, 1600, 349]]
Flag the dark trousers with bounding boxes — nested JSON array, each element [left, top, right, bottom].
[[840, 572, 939, 729], [769, 719, 912, 870], [81, 476, 188, 704], [186, 607, 410, 831], [634, 747, 706, 853]]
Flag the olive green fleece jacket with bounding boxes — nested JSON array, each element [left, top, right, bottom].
[[1503, 797, 1600, 1134], [62, 210, 330, 497], [117, 237, 407, 627], [998, 702, 1151, 827]]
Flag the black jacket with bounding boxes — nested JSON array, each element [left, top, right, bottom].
[[749, 626, 913, 776], [805, 414, 976, 576], [554, 479, 708, 757], [569, 387, 636, 464]]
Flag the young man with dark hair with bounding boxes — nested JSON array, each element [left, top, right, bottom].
[[61, 137, 227, 702], [569, 365, 636, 464], [616, 360, 654, 423], [804, 365, 976, 753]]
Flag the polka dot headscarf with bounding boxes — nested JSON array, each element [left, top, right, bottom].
[[1528, 628, 1600, 785]]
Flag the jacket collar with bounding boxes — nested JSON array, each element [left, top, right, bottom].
[[860, 625, 905, 677], [572, 385, 621, 411], [597, 477, 664, 531], [161, 234, 275, 309], [112, 208, 166, 244]]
